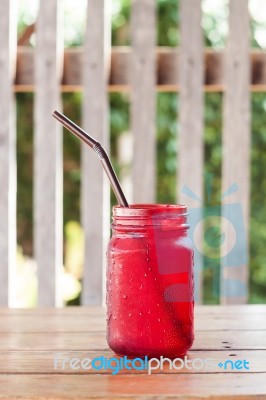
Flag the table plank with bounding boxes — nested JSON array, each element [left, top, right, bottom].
[[0, 349, 263, 374], [0, 306, 105, 315], [0, 304, 265, 315], [0, 374, 265, 399], [0, 330, 265, 351], [0, 306, 265, 332]]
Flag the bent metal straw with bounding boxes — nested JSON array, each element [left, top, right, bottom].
[[52, 110, 129, 207]]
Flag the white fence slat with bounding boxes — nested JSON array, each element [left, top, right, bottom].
[[82, 0, 110, 305], [178, 0, 204, 303], [34, 0, 63, 306], [221, 0, 250, 304], [0, 0, 17, 306], [131, 0, 156, 203]]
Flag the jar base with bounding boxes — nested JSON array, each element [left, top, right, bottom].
[[113, 351, 188, 360], [108, 341, 192, 360]]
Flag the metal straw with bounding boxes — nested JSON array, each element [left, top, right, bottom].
[[52, 110, 129, 207]]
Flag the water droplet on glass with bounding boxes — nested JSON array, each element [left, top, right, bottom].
[[158, 318, 161, 322], [139, 312, 143, 316], [128, 313, 132, 317], [123, 294, 128, 299], [139, 284, 143, 289], [144, 273, 147, 277]]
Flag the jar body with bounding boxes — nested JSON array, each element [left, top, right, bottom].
[[106, 204, 194, 358]]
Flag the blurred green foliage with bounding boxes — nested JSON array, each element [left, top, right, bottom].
[[16, 0, 266, 304], [17, 93, 33, 256]]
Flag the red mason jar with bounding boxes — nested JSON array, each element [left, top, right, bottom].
[[106, 204, 194, 358]]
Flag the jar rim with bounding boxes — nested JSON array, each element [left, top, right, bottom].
[[113, 203, 187, 218]]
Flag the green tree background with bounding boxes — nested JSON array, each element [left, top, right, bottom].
[[17, 0, 266, 304]]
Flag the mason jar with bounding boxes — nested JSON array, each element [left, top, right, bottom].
[[106, 204, 194, 358]]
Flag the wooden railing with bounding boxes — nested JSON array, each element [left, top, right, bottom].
[[0, 0, 253, 306]]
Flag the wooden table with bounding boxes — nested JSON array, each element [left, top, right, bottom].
[[0, 305, 266, 399]]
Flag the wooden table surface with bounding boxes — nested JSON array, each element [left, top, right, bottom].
[[0, 305, 266, 399]]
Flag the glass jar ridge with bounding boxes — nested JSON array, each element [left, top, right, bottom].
[[112, 204, 189, 229]]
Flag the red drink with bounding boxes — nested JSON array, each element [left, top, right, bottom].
[[106, 204, 194, 358]]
